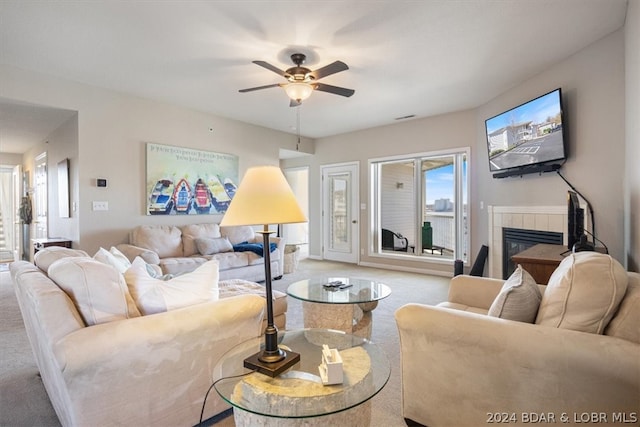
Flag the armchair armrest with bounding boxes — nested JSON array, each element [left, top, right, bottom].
[[447, 275, 506, 310], [115, 243, 160, 265], [395, 304, 640, 427], [53, 294, 265, 426]]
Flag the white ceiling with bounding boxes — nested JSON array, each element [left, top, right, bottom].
[[0, 0, 629, 155]]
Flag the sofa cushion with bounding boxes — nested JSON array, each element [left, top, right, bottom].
[[488, 265, 541, 323], [535, 252, 628, 334], [195, 237, 233, 255], [220, 225, 255, 245], [34, 247, 90, 274], [158, 256, 208, 275], [132, 225, 183, 258], [208, 252, 250, 270], [219, 278, 287, 318], [181, 223, 222, 257], [124, 257, 219, 315], [604, 273, 640, 343], [48, 257, 141, 326]]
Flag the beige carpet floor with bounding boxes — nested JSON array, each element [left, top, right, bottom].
[[0, 258, 451, 427]]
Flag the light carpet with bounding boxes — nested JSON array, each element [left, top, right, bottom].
[[0, 259, 451, 427]]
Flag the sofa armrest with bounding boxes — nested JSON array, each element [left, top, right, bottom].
[[53, 294, 265, 426], [249, 235, 286, 277], [115, 243, 160, 265], [395, 304, 640, 427]]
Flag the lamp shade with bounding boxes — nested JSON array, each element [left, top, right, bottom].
[[220, 166, 307, 227], [284, 83, 314, 102]]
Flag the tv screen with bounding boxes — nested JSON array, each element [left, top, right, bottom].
[[485, 88, 566, 176]]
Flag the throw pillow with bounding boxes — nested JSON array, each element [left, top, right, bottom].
[[34, 246, 90, 274], [93, 247, 131, 274], [195, 237, 233, 256], [109, 246, 132, 269], [124, 257, 220, 315], [535, 252, 628, 334], [48, 257, 141, 326], [488, 265, 542, 323]]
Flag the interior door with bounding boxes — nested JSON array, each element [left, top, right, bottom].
[[322, 163, 359, 263]]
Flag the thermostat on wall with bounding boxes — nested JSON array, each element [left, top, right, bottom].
[[96, 179, 107, 188]]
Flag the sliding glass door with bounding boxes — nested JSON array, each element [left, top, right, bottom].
[[371, 148, 469, 263]]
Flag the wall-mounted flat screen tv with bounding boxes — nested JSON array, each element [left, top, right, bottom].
[[485, 88, 566, 178]]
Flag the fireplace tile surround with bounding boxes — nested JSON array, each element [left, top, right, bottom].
[[487, 205, 573, 279]]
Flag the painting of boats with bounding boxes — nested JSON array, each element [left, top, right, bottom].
[[208, 175, 231, 213], [193, 178, 213, 214], [146, 143, 238, 215], [223, 178, 237, 199], [148, 179, 174, 215], [172, 178, 193, 214]]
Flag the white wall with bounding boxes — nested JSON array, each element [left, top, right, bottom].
[[283, 109, 476, 275], [626, 0, 640, 271], [284, 28, 628, 273], [0, 64, 301, 255], [476, 29, 626, 263]]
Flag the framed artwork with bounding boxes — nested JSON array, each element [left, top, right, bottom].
[[145, 142, 238, 215]]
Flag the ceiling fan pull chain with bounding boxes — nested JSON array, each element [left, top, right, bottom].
[[296, 107, 301, 151]]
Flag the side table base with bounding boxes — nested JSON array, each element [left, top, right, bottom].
[[233, 400, 371, 427]]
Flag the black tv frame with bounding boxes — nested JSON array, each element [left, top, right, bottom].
[[486, 88, 567, 179]]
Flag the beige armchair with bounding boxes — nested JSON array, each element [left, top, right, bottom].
[[395, 262, 640, 426]]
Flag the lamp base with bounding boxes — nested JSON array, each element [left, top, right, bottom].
[[244, 349, 300, 377]]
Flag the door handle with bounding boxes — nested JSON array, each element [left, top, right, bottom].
[[352, 220, 357, 224]]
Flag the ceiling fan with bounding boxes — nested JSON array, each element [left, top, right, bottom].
[[239, 53, 355, 106]]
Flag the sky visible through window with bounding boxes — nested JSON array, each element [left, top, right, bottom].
[[426, 164, 453, 205]]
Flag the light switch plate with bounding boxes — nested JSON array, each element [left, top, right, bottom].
[[92, 201, 108, 211]]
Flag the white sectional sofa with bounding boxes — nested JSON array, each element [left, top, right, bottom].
[[116, 223, 285, 281], [10, 246, 291, 426]]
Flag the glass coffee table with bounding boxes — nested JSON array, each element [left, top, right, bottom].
[[212, 329, 391, 426], [287, 277, 392, 338]]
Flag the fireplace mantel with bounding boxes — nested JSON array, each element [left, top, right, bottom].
[[487, 205, 566, 279]]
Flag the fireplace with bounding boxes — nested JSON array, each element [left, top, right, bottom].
[[487, 205, 568, 279], [502, 227, 563, 279]]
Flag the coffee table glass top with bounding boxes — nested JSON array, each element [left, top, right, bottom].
[[212, 329, 391, 418], [286, 277, 391, 304]]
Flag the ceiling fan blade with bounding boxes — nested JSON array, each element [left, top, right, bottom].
[[310, 61, 349, 80], [313, 83, 355, 97], [253, 60, 287, 77], [238, 83, 282, 93]]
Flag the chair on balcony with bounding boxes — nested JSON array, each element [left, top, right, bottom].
[[382, 228, 408, 252]]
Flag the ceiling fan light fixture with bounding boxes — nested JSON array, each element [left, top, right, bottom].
[[284, 82, 314, 102]]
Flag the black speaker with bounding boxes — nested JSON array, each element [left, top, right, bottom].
[[454, 259, 464, 276]]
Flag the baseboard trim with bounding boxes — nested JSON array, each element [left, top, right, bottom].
[[358, 261, 452, 277]]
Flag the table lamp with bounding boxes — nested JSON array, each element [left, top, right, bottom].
[[220, 165, 307, 376]]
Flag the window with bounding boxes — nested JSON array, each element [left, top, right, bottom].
[[370, 148, 469, 263]]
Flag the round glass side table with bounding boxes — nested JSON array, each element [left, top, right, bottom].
[[212, 328, 391, 426], [287, 277, 392, 338]]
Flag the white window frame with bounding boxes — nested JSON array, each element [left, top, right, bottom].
[[368, 147, 470, 264]]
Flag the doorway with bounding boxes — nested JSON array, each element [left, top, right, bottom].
[[283, 166, 309, 259], [321, 162, 359, 264]]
